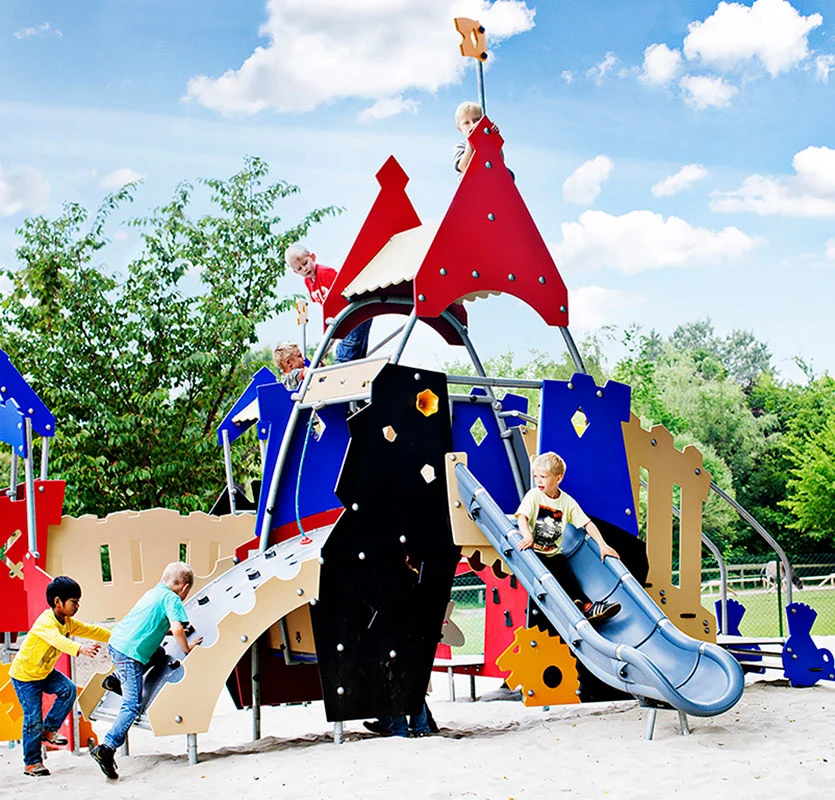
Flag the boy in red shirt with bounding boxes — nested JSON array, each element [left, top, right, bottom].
[[285, 243, 371, 362]]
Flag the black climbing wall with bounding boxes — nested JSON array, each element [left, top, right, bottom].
[[310, 363, 461, 721]]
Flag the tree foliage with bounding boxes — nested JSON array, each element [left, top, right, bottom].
[[1, 157, 340, 516]]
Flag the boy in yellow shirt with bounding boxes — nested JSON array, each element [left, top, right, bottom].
[[10, 575, 110, 777]]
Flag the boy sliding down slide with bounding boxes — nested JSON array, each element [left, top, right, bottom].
[[516, 452, 621, 624]]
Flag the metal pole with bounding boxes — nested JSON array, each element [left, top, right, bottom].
[[447, 374, 543, 390], [477, 60, 486, 115], [221, 429, 237, 516], [23, 418, 38, 557], [645, 708, 657, 740], [559, 327, 588, 374], [388, 309, 418, 365], [251, 639, 261, 740], [709, 482, 795, 608], [333, 721, 343, 745], [40, 437, 49, 481], [9, 450, 18, 500], [70, 658, 80, 755], [187, 733, 198, 765], [366, 323, 407, 357]]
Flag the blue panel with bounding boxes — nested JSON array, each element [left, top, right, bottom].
[[0, 397, 26, 456], [501, 392, 529, 427], [216, 366, 278, 445], [451, 388, 521, 513], [539, 374, 637, 535], [254, 383, 350, 540], [0, 348, 55, 437]]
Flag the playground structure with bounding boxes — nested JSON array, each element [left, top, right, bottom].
[[3, 19, 834, 765]]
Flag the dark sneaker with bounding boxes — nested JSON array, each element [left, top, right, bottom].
[[24, 763, 50, 777], [102, 674, 123, 695], [582, 600, 621, 623], [91, 744, 119, 779], [41, 730, 69, 746], [362, 720, 392, 736]]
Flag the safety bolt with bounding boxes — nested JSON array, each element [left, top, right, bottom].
[[560, 305, 566, 313], [651, 439, 657, 446], [351, 502, 359, 511], [695, 468, 701, 475], [418, 294, 426, 302], [529, 640, 537, 648], [454, 500, 461, 508], [538, 276, 546, 284], [399, 535, 407, 543], [440, 268, 447, 276], [507, 273, 515, 281], [625, 508, 632, 516], [46, 424, 52, 431], [472, 270, 480, 279], [487, 213, 495, 221], [483, 126, 491, 134], [449, 453, 457, 461], [567, 382, 574, 390], [596, 390, 603, 398], [527, 689, 535, 697], [241, 635, 248, 643], [414, 373, 421, 381], [337, 686, 345, 695], [296, 588, 304, 596], [358, 552, 366, 560], [38, 485, 44, 492], [337, 643, 345, 652], [318, 557, 325, 565], [174, 715, 183, 724], [485, 161, 493, 169], [389, 650, 397, 659], [310, 598, 317, 606]]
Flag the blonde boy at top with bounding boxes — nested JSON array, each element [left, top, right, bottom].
[[453, 101, 502, 176], [516, 452, 622, 623], [273, 341, 306, 391]]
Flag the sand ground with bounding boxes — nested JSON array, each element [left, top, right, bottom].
[[1, 664, 832, 800]]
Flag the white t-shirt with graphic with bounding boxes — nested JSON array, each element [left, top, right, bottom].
[[515, 488, 590, 557]]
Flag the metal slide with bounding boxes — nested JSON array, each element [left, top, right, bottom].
[[456, 463, 744, 717]]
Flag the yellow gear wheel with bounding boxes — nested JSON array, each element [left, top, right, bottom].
[[496, 626, 580, 707]]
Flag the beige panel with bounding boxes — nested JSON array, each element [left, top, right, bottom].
[[623, 414, 716, 641], [45, 510, 254, 623], [444, 452, 492, 549], [517, 426, 537, 463], [266, 605, 317, 656], [301, 358, 389, 405], [147, 559, 320, 735], [343, 224, 438, 298]]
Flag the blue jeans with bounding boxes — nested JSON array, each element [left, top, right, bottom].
[[382, 702, 430, 737], [104, 645, 144, 750], [12, 670, 76, 766], [335, 319, 372, 363]]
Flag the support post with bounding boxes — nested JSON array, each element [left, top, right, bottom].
[[678, 711, 691, 736], [251, 639, 261, 741], [333, 721, 343, 745], [447, 667, 456, 702], [187, 733, 198, 765], [40, 437, 49, 481], [645, 708, 657, 741], [23, 418, 37, 557], [9, 451, 18, 500], [222, 428, 237, 516]]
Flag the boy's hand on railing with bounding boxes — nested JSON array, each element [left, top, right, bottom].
[[518, 533, 534, 551]]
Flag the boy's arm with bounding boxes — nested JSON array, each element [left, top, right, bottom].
[[516, 515, 534, 550], [68, 618, 111, 644], [170, 620, 202, 655], [29, 618, 86, 659], [583, 520, 620, 561]]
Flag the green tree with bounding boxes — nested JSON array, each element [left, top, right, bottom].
[[1, 157, 340, 516]]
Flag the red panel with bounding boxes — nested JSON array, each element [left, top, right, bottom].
[[477, 561, 529, 679], [414, 116, 569, 327], [322, 156, 422, 332], [234, 507, 343, 563], [0, 481, 65, 632]]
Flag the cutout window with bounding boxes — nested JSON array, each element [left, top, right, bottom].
[[470, 417, 488, 446], [570, 408, 589, 438]]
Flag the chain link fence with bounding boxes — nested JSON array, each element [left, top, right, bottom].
[[700, 552, 835, 638], [449, 573, 486, 656]]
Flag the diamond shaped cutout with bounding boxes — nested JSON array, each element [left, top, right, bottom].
[[311, 411, 326, 441], [420, 464, 436, 484], [570, 408, 589, 438], [470, 417, 488, 446], [382, 425, 397, 442]]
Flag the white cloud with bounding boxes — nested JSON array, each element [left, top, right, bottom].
[[561, 70, 574, 85], [651, 164, 709, 197], [562, 156, 613, 206], [816, 55, 835, 84], [640, 43, 683, 86], [586, 51, 620, 85], [682, 0, 822, 77], [358, 95, 420, 122], [0, 167, 50, 217], [551, 209, 762, 275], [568, 285, 645, 332], [825, 239, 835, 261], [711, 146, 835, 217], [679, 74, 738, 108], [184, 0, 535, 117], [99, 168, 145, 190], [13, 22, 63, 40]]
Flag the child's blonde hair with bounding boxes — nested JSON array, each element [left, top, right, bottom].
[[284, 242, 310, 267], [455, 101, 483, 123], [532, 451, 566, 478], [161, 562, 194, 589], [273, 341, 302, 373]]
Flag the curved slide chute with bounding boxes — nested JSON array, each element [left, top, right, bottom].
[[455, 463, 744, 717]]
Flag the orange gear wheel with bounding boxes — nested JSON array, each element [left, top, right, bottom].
[[496, 626, 580, 707]]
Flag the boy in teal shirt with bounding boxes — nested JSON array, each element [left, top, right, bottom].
[[91, 562, 202, 779]]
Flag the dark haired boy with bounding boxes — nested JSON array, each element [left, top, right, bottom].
[[10, 575, 110, 777]]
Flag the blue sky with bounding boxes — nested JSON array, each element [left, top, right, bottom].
[[1, 1, 834, 381]]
